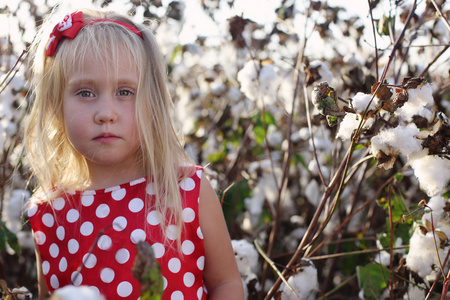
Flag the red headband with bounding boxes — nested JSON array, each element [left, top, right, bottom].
[[45, 11, 143, 56]]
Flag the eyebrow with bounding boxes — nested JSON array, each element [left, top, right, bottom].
[[66, 77, 139, 88]]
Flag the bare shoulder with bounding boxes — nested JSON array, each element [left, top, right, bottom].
[[198, 172, 244, 299]]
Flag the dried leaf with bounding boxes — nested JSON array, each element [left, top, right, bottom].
[[435, 229, 448, 244], [371, 82, 393, 101], [375, 150, 397, 170], [228, 15, 250, 48], [402, 77, 427, 89], [393, 89, 408, 108]]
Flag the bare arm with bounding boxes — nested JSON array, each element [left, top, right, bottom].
[[199, 173, 244, 300], [34, 239, 49, 300]]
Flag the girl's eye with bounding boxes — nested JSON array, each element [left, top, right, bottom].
[[117, 90, 134, 97], [77, 90, 94, 98]]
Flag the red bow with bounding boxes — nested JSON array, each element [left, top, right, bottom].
[[46, 11, 84, 56]]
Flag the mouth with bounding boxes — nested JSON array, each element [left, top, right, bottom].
[[94, 133, 119, 143]]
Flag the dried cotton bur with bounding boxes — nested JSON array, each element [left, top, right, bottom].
[[132, 241, 164, 300]]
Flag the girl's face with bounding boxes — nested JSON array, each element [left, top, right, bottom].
[[62, 51, 142, 176]]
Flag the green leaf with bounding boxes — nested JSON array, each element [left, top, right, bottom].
[[0, 221, 19, 254], [252, 111, 278, 145], [394, 173, 404, 182], [293, 153, 307, 168], [357, 263, 390, 299], [354, 144, 365, 151], [220, 179, 248, 226]]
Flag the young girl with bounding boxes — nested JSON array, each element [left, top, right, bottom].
[[25, 8, 243, 300]]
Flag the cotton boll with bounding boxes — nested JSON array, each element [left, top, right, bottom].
[[351, 92, 377, 113], [16, 230, 35, 251], [266, 125, 283, 147], [3, 189, 31, 233], [231, 239, 259, 275], [309, 60, 333, 84], [259, 63, 281, 106], [422, 195, 446, 227], [406, 229, 446, 278], [404, 284, 427, 300], [51, 285, 105, 300], [237, 60, 260, 101], [280, 259, 318, 300], [408, 150, 450, 196], [396, 83, 435, 122], [11, 287, 32, 300], [336, 113, 374, 141], [375, 123, 422, 157], [305, 179, 321, 207]]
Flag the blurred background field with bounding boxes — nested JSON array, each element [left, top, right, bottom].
[[0, 0, 449, 299]]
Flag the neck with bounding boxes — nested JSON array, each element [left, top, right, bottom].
[[86, 160, 146, 190]]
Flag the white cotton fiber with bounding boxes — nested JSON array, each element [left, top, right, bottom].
[[352, 92, 376, 113], [336, 113, 374, 141], [52, 285, 105, 300], [374, 123, 422, 156], [280, 259, 318, 300], [408, 150, 450, 196]]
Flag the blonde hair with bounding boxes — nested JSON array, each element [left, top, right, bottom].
[[24, 8, 194, 245]]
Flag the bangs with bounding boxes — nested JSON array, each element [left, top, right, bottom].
[[54, 21, 144, 87]]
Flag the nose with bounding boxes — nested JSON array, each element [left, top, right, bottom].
[[94, 97, 117, 124]]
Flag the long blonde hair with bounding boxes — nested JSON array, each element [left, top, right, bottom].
[[24, 8, 194, 244]]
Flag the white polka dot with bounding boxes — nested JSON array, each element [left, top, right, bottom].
[[117, 281, 133, 297], [68, 239, 79, 254], [113, 216, 127, 231], [28, 204, 37, 217], [180, 178, 195, 191], [168, 258, 181, 273], [96, 204, 110, 218], [146, 182, 156, 195], [147, 211, 160, 226], [197, 256, 205, 270], [182, 208, 195, 223], [66, 209, 79, 223], [196, 169, 202, 178], [100, 268, 115, 283], [130, 229, 146, 244], [83, 253, 97, 269], [34, 231, 46, 245], [59, 257, 67, 272], [80, 222, 94, 236], [71, 272, 82, 286], [182, 240, 195, 255], [163, 276, 167, 290], [42, 213, 55, 227], [112, 188, 126, 200], [56, 226, 65, 240], [42, 261, 50, 275], [52, 198, 65, 210], [166, 225, 178, 240], [115, 248, 130, 264], [197, 227, 203, 239], [151, 243, 165, 259], [183, 272, 195, 287], [50, 274, 59, 289], [171, 291, 184, 300], [129, 198, 144, 213], [81, 195, 94, 207], [97, 235, 112, 250], [49, 243, 59, 258], [197, 287, 203, 299]]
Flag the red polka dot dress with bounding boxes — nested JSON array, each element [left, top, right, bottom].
[[28, 166, 207, 300]]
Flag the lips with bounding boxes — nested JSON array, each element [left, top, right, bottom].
[[94, 132, 119, 143]]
